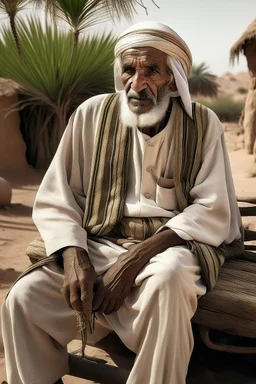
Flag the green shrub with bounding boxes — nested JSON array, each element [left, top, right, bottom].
[[0, 19, 116, 168], [236, 86, 248, 94], [196, 97, 244, 122]]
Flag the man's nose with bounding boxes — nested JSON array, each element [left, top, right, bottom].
[[130, 71, 147, 93]]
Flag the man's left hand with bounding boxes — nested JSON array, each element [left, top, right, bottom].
[[92, 252, 137, 315], [92, 228, 185, 315]]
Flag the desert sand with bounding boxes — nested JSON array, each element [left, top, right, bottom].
[[0, 123, 255, 384]]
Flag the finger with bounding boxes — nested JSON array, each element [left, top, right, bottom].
[[62, 285, 72, 309], [104, 299, 116, 315], [80, 280, 95, 313], [98, 298, 110, 314], [81, 289, 91, 314], [93, 277, 100, 292], [113, 293, 127, 312], [70, 288, 83, 312], [113, 301, 122, 312], [92, 289, 105, 311]]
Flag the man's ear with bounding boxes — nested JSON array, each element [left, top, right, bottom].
[[170, 79, 177, 92]]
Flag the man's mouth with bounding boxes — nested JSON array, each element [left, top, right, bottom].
[[129, 97, 151, 102]]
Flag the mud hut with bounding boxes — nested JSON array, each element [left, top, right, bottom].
[[0, 79, 29, 178], [230, 19, 256, 164]]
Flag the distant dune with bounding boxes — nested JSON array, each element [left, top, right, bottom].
[[217, 71, 250, 101]]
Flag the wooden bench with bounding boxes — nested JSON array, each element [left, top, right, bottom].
[[193, 197, 256, 354], [68, 198, 256, 383]]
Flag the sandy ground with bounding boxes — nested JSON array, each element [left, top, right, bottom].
[[0, 124, 255, 384]]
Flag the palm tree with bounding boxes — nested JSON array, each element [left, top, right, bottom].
[[0, 0, 31, 59], [189, 62, 218, 98]]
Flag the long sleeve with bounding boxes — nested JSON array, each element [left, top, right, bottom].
[[165, 110, 241, 247], [32, 94, 107, 256]]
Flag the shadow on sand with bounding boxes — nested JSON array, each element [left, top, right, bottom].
[[0, 204, 33, 217], [0, 268, 22, 289], [0, 168, 43, 189]]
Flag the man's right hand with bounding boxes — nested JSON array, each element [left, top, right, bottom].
[[61, 247, 97, 314]]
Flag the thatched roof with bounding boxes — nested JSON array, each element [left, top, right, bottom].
[[230, 19, 256, 65], [0, 78, 19, 97]]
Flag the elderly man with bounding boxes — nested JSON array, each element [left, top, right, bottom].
[[1, 22, 242, 384]]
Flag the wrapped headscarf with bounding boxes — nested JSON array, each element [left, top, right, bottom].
[[114, 21, 193, 117]]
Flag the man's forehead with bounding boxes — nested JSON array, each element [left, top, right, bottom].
[[121, 47, 166, 61]]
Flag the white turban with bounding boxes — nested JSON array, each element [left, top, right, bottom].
[[114, 21, 193, 118]]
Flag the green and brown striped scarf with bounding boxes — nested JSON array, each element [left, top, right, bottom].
[[82, 93, 131, 235]]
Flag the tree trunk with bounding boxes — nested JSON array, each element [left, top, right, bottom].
[[71, 29, 80, 61], [9, 14, 23, 61]]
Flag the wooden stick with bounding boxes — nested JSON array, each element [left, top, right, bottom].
[[199, 326, 256, 354], [68, 353, 130, 384], [237, 196, 256, 204], [244, 229, 256, 241], [239, 206, 256, 216], [244, 245, 256, 251]]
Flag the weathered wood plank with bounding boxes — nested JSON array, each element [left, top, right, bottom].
[[68, 353, 129, 383], [237, 197, 256, 204], [239, 206, 256, 216], [194, 259, 256, 338], [244, 229, 256, 241], [243, 250, 256, 262], [245, 245, 256, 250], [193, 309, 256, 338]]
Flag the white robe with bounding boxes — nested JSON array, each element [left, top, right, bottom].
[[1, 92, 242, 384]]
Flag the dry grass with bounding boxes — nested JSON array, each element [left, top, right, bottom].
[[230, 19, 256, 63], [0, 78, 19, 97]]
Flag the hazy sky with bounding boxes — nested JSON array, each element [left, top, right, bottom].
[[96, 0, 256, 76]]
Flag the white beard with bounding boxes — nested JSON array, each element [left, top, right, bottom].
[[119, 88, 172, 129]]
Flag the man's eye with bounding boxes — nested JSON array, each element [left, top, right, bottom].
[[123, 67, 134, 74], [148, 67, 158, 74]]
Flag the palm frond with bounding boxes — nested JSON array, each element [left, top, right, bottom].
[[101, 0, 137, 20], [106, 0, 160, 18], [53, 0, 107, 33], [0, 0, 30, 15], [33, 0, 61, 19], [189, 62, 218, 98]]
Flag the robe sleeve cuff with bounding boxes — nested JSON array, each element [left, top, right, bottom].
[[155, 223, 194, 241], [44, 227, 89, 256]]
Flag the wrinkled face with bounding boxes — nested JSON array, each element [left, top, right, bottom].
[[121, 47, 172, 114]]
